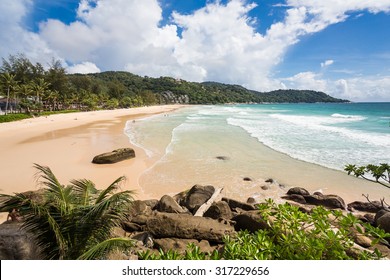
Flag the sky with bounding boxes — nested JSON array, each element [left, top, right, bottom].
[[1, 0, 390, 101]]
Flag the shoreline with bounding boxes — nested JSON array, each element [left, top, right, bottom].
[[1, 104, 389, 222], [0, 105, 186, 221]]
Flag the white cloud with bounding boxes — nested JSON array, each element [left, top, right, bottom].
[[281, 72, 390, 101], [0, 0, 60, 64], [282, 72, 327, 92], [1, 0, 390, 101], [67, 62, 101, 74], [321, 60, 334, 68]]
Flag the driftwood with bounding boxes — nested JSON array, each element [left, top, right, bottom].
[[194, 188, 223, 217]]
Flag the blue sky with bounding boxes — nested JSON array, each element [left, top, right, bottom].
[[1, 0, 390, 101]]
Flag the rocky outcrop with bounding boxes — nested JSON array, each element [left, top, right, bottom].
[[348, 201, 383, 213], [159, 91, 190, 104], [181, 185, 215, 214], [0, 222, 42, 259], [283, 188, 346, 210], [204, 201, 233, 220], [375, 210, 390, 234], [92, 148, 135, 164], [146, 212, 235, 243], [232, 211, 270, 233], [304, 194, 346, 210], [222, 197, 256, 211], [287, 187, 310, 196], [157, 195, 188, 214]]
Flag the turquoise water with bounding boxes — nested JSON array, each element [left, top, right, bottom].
[[125, 103, 390, 199]]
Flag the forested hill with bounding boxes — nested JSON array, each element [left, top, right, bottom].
[[88, 71, 348, 104], [0, 53, 349, 113]]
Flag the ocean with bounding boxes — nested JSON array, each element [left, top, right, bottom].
[[125, 103, 390, 201]]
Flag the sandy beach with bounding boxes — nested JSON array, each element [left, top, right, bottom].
[[0, 105, 185, 208], [1, 104, 389, 225]]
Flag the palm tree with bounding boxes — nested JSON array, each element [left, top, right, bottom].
[[0, 164, 135, 260], [16, 83, 33, 113], [31, 78, 50, 108], [1, 73, 18, 115]]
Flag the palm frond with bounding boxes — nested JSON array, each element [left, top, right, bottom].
[[77, 237, 134, 260], [95, 176, 127, 204], [70, 178, 98, 206]]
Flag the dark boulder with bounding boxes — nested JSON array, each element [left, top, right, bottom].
[[304, 194, 346, 210], [183, 185, 215, 214], [222, 197, 256, 211], [146, 212, 235, 243], [231, 211, 270, 233], [157, 195, 188, 214], [0, 223, 42, 259], [287, 187, 310, 196], [92, 148, 135, 164], [216, 156, 229, 161], [347, 201, 383, 213], [282, 194, 307, 204], [375, 210, 390, 233], [204, 201, 233, 220]]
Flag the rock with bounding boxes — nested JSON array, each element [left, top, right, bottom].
[[287, 187, 310, 196], [247, 197, 256, 204], [243, 177, 252, 182], [132, 232, 154, 248], [282, 194, 307, 204], [92, 148, 135, 164], [183, 185, 215, 213], [265, 178, 274, 183], [231, 211, 270, 233], [122, 221, 142, 232], [204, 201, 233, 220], [143, 199, 159, 210], [146, 212, 235, 243], [154, 238, 215, 254], [261, 185, 269, 190], [126, 200, 153, 220], [347, 201, 383, 213], [157, 195, 188, 214], [304, 194, 346, 210], [0, 223, 42, 259], [375, 211, 390, 234], [222, 197, 256, 211], [216, 156, 229, 161]]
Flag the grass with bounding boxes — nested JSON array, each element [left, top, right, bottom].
[[0, 110, 80, 123]]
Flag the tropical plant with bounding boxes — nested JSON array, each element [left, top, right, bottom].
[[0, 164, 135, 260], [139, 200, 387, 260], [1, 72, 18, 115], [345, 163, 390, 189]]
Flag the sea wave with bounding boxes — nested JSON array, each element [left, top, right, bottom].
[[331, 113, 366, 121]]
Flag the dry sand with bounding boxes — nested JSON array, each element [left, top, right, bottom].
[[0, 105, 185, 201]]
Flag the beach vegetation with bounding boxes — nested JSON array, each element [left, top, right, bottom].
[[345, 163, 390, 189], [1, 53, 348, 120], [0, 164, 135, 260], [139, 200, 388, 260]]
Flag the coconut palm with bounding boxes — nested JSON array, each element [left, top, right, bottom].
[[1, 73, 18, 115], [0, 164, 135, 260]]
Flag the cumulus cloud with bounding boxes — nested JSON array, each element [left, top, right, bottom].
[[1, 0, 390, 101], [0, 0, 60, 64], [67, 61, 101, 74], [321, 60, 334, 68], [281, 72, 390, 101]]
